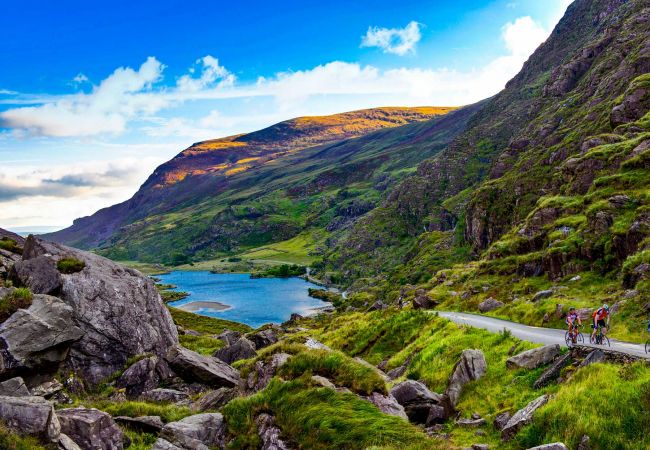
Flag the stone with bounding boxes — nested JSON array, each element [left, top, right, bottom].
[[472, 445, 489, 450], [256, 413, 292, 450], [501, 395, 549, 441], [525, 444, 569, 450], [249, 328, 278, 349], [216, 330, 241, 346], [354, 357, 389, 381], [493, 412, 511, 431], [368, 300, 387, 311], [506, 345, 561, 370], [0, 377, 30, 397], [10, 256, 62, 295], [20, 236, 179, 385], [311, 375, 336, 389], [478, 297, 504, 313], [141, 388, 190, 404], [0, 395, 61, 442], [57, 408, 124, 450], [578, 349, 606, 368], [569, 275, 581, 282], [0, 295, 84, 377], [534, 353, 573, 389], [116, 355, 174, 397], [165, 344, 240, 388], [390, 380, 451, 424], [58, 433, 83, 450], [366, 392, 408, 420], [31, 379, 64, 398], [151, 439, 184, 450], [456, 418, 487, 427], [446, 349, 487, 407], [114, 415, 164, 434], [304, 338, 331, 351], [532, 290, 554, 301], [191, 388, 237, 412], [577, 435, 591, 450], [213, 337, 257, 364], [386, 365, 407, 380], [413, 289, 438, 310], [159, 413, 226, 450], [246, 353, 291, 393]]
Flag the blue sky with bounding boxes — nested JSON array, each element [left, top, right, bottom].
[[0, 0, 572, 229]]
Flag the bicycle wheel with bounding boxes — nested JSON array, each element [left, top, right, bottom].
[[577, 333, 584, 344], [590, 333, 596, 345], [646, 340, 650, 354], [565, 331, 572, 347], [603, 336, 610, 347]]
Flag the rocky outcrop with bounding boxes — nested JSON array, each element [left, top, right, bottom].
[[156, 413, 226, 450], [217, 330, 241, 346], [214, 337, 257, 364], [248, 328, 278, 349], [165, 345, 240, 388], [56, 408, 124, 450], [141, 388, 190, 404], [10, 256, 61, 295], [0, 377, 30, 397], [533, 353, 573, 389], [0, 294, 84, 378], [478, 297, 504, 313], [59, 433, 83, 450], [506, 345, 560, 370], [493, 412, 511, 431], [0, 395, 61, 442], [191, 388, 237, 412], [256, 413, 292, 450], [114, 415, 165, 434], [246, 353, 291, 393], [365, 392, 408, 420], [116, 355, 174, 397], [445, 349, 487, 407], [390, 380, 452, 425], [501, 395, 549, 441]]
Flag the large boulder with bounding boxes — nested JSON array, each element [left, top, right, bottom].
[[141, 388, 190, 404], [57, 408, 124, 450], [213, 337, 257, 364], [478, 297, 504, 313], [191, 388, 237, 412], [0, 395, 61, 442], [249, 328, 278, 350], [157, 413, 226, 450], [445, 349, 487, 407], [116, 355, 174, 397], [506, 345, 560, 370], [390, 380, 452, 424], [246, 353, 291, 393], [10, 256, 62, 295], [165, 345, 240, 388], [20, 236, 178, 385], [0, 294, 84, 377], [501, 395, 549, 441], [366, 392, 408, 420], [114, 415, 164, 434], [0, 377, 30, 397], [533, 353, 573, 389]]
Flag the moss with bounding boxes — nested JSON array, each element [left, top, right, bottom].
[[0, 288, 33, 323], [56, 257, 85, 274], [0, 423, 46, 450]]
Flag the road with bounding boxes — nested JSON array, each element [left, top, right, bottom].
[[437, 311, 649, 359]]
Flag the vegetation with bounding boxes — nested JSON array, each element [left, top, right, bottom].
[[0, 288, 33, 322], [253, 263, 306, 278], [0, 238, 21, 254], [168, 307, 251, 335], [0, 424, 45, 450], [56, 257, 85, 274]]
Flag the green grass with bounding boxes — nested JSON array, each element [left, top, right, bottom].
[[168, 306, 251, 335], [122, 429, 157, 450], [0, 288, 33, 322], [179, 333, 225, 356], [0, 237, 21, 254], [56, 257, 85, 274], [0, 424, 46, 450], [67, 399, 192, 423]]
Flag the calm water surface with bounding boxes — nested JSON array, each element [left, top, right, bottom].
[[159, 271, 329, 328]]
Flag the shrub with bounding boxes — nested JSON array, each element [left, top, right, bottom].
[[56, 257, 85, 274], [0, 238, 21, 254], [0, 288, 33, 322]]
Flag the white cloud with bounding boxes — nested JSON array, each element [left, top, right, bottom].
[[502, 16, 548, 58], [360, 21, 422, 56], [73, 73, 89, 84], [176, 56, 235, 93]]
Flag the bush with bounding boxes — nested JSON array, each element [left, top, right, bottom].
[[0, 288, 33, 322], [56, 257, 85, 274], [0, 238, 21, 254], [257, 264, 306, 278]]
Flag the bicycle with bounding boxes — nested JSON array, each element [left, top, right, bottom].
[[565, 324, 584, 347], [590, 324, 610, 347], [645, 338, 649, 354]]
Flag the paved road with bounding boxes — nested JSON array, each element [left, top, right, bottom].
[[437, 311, 650, 359]]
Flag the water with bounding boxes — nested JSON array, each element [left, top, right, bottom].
[[159, 271, 330, 328]]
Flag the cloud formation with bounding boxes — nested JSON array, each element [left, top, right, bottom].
[[360, 21, 422, 55]]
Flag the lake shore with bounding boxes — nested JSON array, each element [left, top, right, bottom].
[[176, 300, 231, 313]]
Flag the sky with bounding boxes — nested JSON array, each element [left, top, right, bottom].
[[0, 0, 573, 231]]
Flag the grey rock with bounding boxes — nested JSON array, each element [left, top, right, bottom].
[[0, 294, 84, 377], [58, 433, 83, 450], [249, 328, 278, 349], [478, 297, 504, 313], [446, 349, 487, 407], [10, 256, 61, 295], [532, 290, 554, 301], [304, 338, 331, 351], [0, 395, 61, 442], [493, 412, 511, 431], [214, 337, 257, 364], [472, 445, 489, 450], [31, 379, 64, 398], [165, 344, 240, 388], [116, 355, 174, 397], [141, 388, 190, 404], [366, 392, 408, 420], [534, 353, 573, 389], [354, 357, 389, 381], [578, 349, 606, 368], [386, 365, 408, 380], [256, 413, 292, 450], [413, 289, 438, 310], [311, 375, 335, 389], [368, 300, 387, 311], [247, 353, 291, 393], [390, 380, 451, 424], [0, 377, 30, 397], [456, 418, 487, 427], [160, 413, 226, 450], [577, 434, 591, 450], [525, 444, 569, 450], [191, 388, 237, 412], [501, 395, 549, 441], [506, 345, 561, 370], [114, 415, 164, 434], [57, 408, 124, 450], [216, 330, 241, 346], [151, 439, 184, 450]]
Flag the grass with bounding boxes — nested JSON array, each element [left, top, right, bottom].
[[66, 399, 192, 423], [0, 288, 33, 322], [0, 237, 21, 254], [56, 257, 85, 274], [168, 306, 251, 335], [179, 333, 225, 356], [0, 424, 46, 450]]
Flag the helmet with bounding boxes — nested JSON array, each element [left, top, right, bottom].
[[569, 306, 576, 311], [603, 303, 609, 311]]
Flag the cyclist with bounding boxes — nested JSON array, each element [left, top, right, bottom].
[[590, 304, 610, 342], [566, 307, 582, 344]]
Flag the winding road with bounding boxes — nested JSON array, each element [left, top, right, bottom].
[[437, 311, 650, 359]]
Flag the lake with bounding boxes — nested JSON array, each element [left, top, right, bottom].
[[159, 271, 330, 328]]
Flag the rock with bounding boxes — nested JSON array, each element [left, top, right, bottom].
[[57, 408, 124, 450], [413, 289, 438, 310], [247, 353, 291, 393], [304, 338, 331, 351], [0, 377, 30, 397], [165, 344, 240, 388], [58, 433, 83, 450], [151, 438, 184, 450], [610, 83, 650, 128], [501, 395, 549, 441], [31, 379, 64, 398], [478, 297, 504, 313], [493, 412, 511, 431], [532, 290, 554, 301], [578, 349, 606, 368], [506, 345, 561, 370], [471, 445, 489, 450], [569, 275, 581, 282], [311, 375, 336, 389], [249, 328, 278, 349], [213, 337, 257, 364], [159, 413, 226, 450], [20, 236, 178, 385], [554, 304, 565, 319], [216, 330, 241, 346], [114, 415, 164, 434], [366, 392, 408, 420], [191, 388, 237, 412], [533, 353, 573, 389], [577, 435, 591, 450], [284, 313, 304, 325], [141, 388, 190, 404], [256, 413, 292, 450], [368, 300, 387, 311], [116, 355, 174, 397], [0, 395, 61, 442], [354, 357, 389, 381], [184, 330, 200, 337], [0, 294, 84, 377], [525, 444, 569, 450], [446, 349, 487, 407], [456, 418, 487, 427], [10, 256, 61, 295], [390, 380, 451, 424], [386, 365, 408, 380]]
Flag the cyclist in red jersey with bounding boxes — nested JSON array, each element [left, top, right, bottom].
[[590, 304, 610, 341]]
